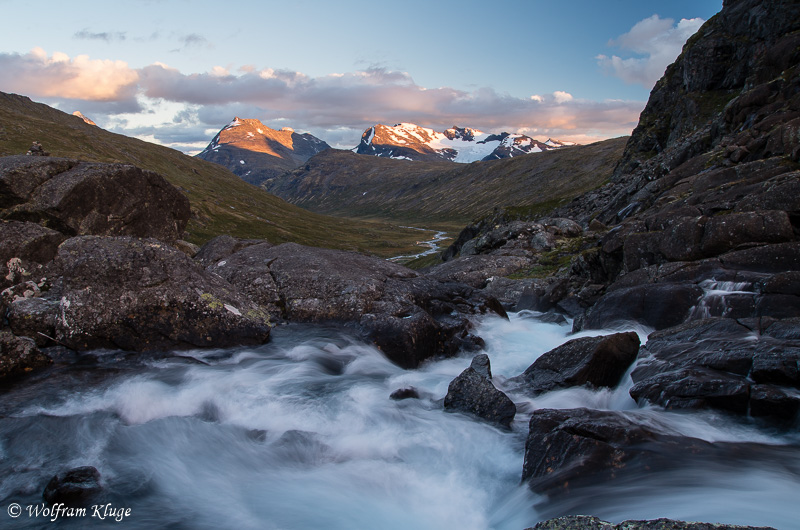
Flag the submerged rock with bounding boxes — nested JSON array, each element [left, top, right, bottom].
[[42, 466, 102, 505]]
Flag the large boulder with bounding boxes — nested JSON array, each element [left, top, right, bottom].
[[0, 331, 52, 381], [444, 354, 516, 429], [6, 236, 271, 351], [0, 156, 190, 241], [582, 283, 704, 331], [508, 332, 640, 396], [208, 242, 505, 368]]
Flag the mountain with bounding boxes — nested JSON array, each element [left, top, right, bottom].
[[263, 137, 625, 223], [354, 123, 572, 162], [0, 92, 430, 257], [72, 111, 96, 126], [196, 117, 330, 185]]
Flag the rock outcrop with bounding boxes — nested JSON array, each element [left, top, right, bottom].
[[0, 156, 190, 241], [6, 236, 272, 352], [207, 242, 506, 368], [0, 331, 51, 381]]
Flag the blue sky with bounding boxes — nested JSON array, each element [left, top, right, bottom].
[[0, 0, 722, 152]]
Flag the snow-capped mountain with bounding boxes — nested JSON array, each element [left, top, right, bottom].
[[353, 123, 574, 162], [197, 117, 330, 185]]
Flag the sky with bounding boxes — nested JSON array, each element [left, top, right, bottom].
[[0, 0, 722, 153]]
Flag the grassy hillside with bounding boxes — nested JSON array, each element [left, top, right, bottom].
[[264, 137, 628, 224], [0, 92, 424, 257]]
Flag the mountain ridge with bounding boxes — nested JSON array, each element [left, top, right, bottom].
[[354, 122, 572, 162]]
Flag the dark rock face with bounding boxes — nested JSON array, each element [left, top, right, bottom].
[[209, 242, 505, 368], [0, 156, 190, 241], [583, 283, 704, 331], [42, 466, 102, 505], [522, 408, 782, 497], [0, 331, 51, 381], [444, 354, 516, 428], [7, 236, 271, 352], [531, 515, 776, 530], [0, 220, 66, 289], [509, 332, 640, 395], [629, 317, 800, 422]]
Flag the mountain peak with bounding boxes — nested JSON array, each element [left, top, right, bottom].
[[196, 118, 330, 185], [72, 111, 96, 126], [354, 122, 573, 162]]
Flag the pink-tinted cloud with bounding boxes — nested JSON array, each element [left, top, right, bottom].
[[0, 48, 139, 103], [0, 48, 644, 150]]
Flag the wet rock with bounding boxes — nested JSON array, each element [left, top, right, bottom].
[[582, 283, 703, 330], [444, 354, 515, 429], [0, 156, 190, 241], [521, 408, 779, 498], [0, 331, 52, 381], [390, 387, 420, 400], [530, 515, 776, 530], [629, 318, 800, 421], [42, 466, 102, 505], [7, 236, 271, 352], [508, 332, 640, 396]]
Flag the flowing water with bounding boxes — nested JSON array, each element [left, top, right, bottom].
[[0, 313, 798, 529]]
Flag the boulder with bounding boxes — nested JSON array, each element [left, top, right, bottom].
[[0, 156, 190, 241], [0, 331, 52, 381], [0, 220, 66, 289], [444, 354, 516, 428], [508, 332, 640, 396], [424, 254, 532, 289], [42, 466, 102, 505], [7, 236, 271, 352]]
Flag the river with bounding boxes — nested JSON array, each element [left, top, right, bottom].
[[1, 313, 798, 529]]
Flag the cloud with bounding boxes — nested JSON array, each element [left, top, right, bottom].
[[597, 15, 705, 88], [0, 48, 644, 151], [74, 29, 127, 42], [0, 48, 139, 104]]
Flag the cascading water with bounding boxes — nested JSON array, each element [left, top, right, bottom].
[[689, 279, 757, 320], [0, 314, 797, 529]]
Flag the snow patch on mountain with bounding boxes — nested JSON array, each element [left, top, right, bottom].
[[354, 123, 573, 163]]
